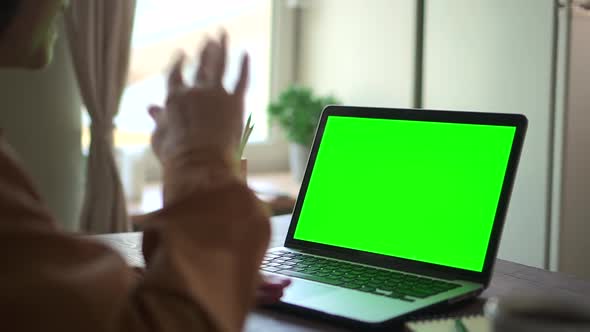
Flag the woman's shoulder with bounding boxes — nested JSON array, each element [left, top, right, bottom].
[[0, 135, 55, 227]]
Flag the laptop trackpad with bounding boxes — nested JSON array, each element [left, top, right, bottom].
[[282, 278, 338, 302]]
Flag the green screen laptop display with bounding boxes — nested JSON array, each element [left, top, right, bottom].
[[293, 115, 516, 272]]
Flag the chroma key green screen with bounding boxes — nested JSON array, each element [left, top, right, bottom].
[[293, 115, 516, 272]]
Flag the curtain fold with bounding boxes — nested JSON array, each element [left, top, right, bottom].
[[65, 0, 137, 233]]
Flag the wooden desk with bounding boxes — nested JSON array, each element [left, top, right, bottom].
[[95, 215, 590, 331]]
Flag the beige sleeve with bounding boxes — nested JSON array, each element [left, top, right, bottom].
[[0, 182, 269, 332], [0, 135, 270, 331], [128, 182, 271, 332]]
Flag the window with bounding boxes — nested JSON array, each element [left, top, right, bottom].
[[82, 0, 296, 209], [83, 0, 274, 148]]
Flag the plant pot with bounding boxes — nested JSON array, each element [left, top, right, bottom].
[[240, 158, 247, 181], [289, 143, 311, 182]]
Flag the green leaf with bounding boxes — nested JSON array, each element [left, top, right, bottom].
[[239, 113, 255, 158], [267, 85, 340, 146]]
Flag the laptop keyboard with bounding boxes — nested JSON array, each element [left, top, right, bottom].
[[261, 250, 460, 302]]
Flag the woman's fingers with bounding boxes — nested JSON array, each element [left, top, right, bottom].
[[234, 53, 249, 96], [256, 288, 285, 305], [167, 52, 187, 93], [256, 276, 291, 305], [195, 39, 213, 85], [259, 274, 292, 291], [215, 31, 227, 85], [148, 105, 167, 157], [170, 35, 245, 95], [148, 105, 164, 122], [194, 34, 226, 88]]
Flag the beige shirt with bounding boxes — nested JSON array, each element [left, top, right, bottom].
[[0, 136, 270, 331]]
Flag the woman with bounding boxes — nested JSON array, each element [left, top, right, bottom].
[[0, 0, 289, 331]]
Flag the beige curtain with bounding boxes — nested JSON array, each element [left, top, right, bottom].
[[65, 0, 137, 233]]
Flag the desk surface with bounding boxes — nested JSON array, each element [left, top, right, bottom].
[[95, 215, 590, 331]]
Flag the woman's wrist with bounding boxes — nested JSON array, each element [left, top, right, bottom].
[[162, 148, 241, 206]]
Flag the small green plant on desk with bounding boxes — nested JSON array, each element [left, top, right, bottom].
[[239, 112, 255, 158], [237, 113, 255, 178], [239, 112, 297, 215]]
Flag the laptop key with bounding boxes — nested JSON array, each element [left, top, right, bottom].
[[399, 289, 433, 298], [342, 283, 362, 290], [375, 289, 412, 302], [359, 285, 376, 292], [375, 288, 393, 296], [277, 270, 344, 286], [366, 282, 381, 288]]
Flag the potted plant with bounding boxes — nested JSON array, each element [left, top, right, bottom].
[[238, 113, 255, 179], [268, 85, 339, 181]]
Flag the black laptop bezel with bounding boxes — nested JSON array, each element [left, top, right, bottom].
[[284, 105, 527, 285]]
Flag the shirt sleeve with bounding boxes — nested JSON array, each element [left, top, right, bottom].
[[129, 183, 271, 332], [0, 139, 270, 332]]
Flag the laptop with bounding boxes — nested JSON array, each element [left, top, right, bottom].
[[262, 106, 527, 327]]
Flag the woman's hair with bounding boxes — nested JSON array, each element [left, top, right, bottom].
[[0, 0, 20, 35]]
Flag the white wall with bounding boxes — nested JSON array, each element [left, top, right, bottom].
[[0, 23, 82, 231], [298, 0, 417, 108]]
